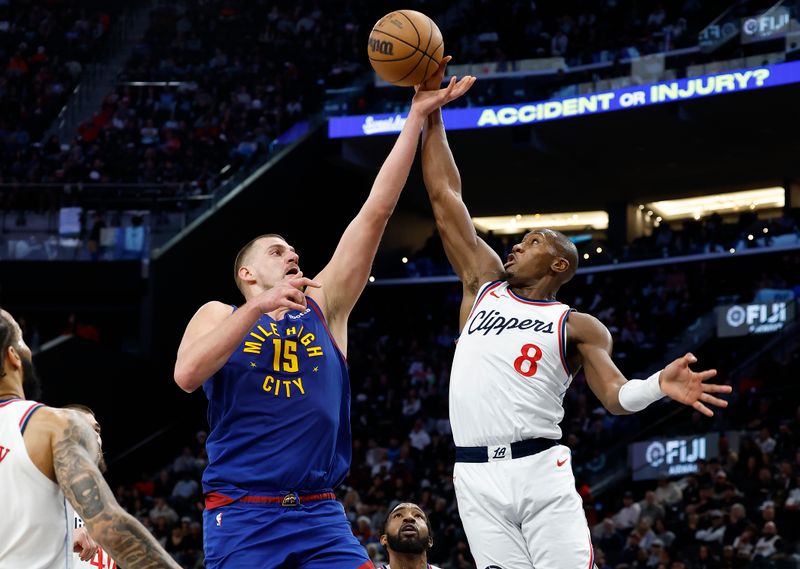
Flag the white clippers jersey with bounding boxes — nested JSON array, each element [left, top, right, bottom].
[[450, 281, 573, 446], [0, 399, 72, 569]]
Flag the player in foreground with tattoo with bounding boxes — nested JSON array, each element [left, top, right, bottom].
[[0, 307, 181, 568]]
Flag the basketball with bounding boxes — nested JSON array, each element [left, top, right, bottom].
[[367, 10, 444, 87]]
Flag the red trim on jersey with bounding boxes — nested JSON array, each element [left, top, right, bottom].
[[507, 288, 563, 306], [557, 308, 571, 377], [18, 402, 42, 427], [0, 398, 21, 408], [588, 531, 594, 569], [467, 281, 503, 321], [306, 296, 347, 363], [204, 491, 237, 509], [205, 491, 336, 510], [355, 561, 375, 569], [240, 492, 335, 504]]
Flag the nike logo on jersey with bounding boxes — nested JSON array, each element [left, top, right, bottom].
[[489, 290, 502, 298], [0, 446, 9, 463], [467, 309, 555, 336], [556, 457, 569, 467]]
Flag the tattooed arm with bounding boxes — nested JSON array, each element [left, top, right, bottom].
[[49, 409, 182, 569]]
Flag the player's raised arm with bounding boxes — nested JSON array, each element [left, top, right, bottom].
[[310, 74, 475, 349], [45, 408, 182, 569], [420, 60, 504, 315], [570, 312, 731, 416]]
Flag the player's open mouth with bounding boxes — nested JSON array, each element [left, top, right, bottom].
[[400, 523, 418, 536], [504, 255, 515, 267], [285, 267, 299, 276]]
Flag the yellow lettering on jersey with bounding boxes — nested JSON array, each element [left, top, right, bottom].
[[270, 322, 279, 335], [250, 331, 266, 342], [286, 326, 297, 336], [262, 376, 305, 398], [307, 346, 324, 357], [257, 325, 273, 338], [300, 333, 315, 346], [243, 341, 262, 354]]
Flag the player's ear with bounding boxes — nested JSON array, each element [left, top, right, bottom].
[[238, 265, 255, 285], [427, 535, 434, 549], [552, 257, 569, 274], [5, 344, 21, 370], [379, 534, 388, 548]]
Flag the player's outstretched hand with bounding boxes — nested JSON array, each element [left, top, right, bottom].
[[415, 55, 452, 92], [254, 271, 321, 313], [659, 353, 731, 417], [73, 526, 99, 562], [410, 73, 475, 117]]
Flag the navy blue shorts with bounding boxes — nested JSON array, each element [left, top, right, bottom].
[[203, 499, 374, 569]]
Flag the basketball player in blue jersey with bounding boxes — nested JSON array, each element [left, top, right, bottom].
[[174, 64, 475, 569], [378, 502, 441, 569], [417, 63, 733, 569]]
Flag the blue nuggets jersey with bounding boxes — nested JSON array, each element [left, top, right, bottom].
[[202, 297, 352, 498]]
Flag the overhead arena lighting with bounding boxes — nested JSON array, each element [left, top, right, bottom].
[[472, 211, 609, 235], [647, 187, 785, 221]]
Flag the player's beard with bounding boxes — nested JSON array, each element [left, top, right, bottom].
[[97, 450, 107, 473], [386, 530, 429, 554], [21, 355, 42, 401]]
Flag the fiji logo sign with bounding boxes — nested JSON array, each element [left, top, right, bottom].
[[630, 434, 719, 481], [717, 301, 795, 337]]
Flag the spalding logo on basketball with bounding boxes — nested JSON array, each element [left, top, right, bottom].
[[367, 10, 444, 87]]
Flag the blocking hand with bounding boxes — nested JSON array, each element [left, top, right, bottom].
[[659, 353, 731, 417]]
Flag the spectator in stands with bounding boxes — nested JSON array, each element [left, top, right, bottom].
[[614, 490, 642, 531], [149, 496, 178, 526], [640, 490, 666, 523], [655, 476, 683, 506], [724, 503, 748, 546], [752, 521, 783, 562], [695, 509, 726, 544]]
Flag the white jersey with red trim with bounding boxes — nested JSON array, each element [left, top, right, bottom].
[[70, 508, 117, 568], [0, 399, 72, 568], [450, 281, 573, 446]]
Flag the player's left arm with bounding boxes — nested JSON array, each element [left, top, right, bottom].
[[569, 312, 731, 416], [309, 76, 475, 351], [48, 409, 182, 569]]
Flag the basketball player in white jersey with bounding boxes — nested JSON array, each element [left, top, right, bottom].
[[65, 404, 118, 569], [0, 308, 180, 569], [417, 65, 732, 569], [378, 502, 441, 569]]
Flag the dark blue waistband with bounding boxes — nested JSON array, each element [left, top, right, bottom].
[[455, 438, 559, 463]]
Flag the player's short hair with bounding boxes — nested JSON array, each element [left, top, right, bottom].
[[233, 233, 287, 293], [382, 502, 434, 539], [0, 308, 18, 379], [548, 229, 579, 282], [63, 403, 95, 417]]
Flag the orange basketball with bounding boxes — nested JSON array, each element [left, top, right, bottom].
[[367, 10, 444, 87]]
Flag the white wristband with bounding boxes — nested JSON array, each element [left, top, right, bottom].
[[618, 370, 665, 412]]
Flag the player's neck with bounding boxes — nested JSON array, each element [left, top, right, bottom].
[[266, 307, 291, 321], [0, 380, 24, 400], [388, 553, 429, 569], [509, 281, 558, 301]]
